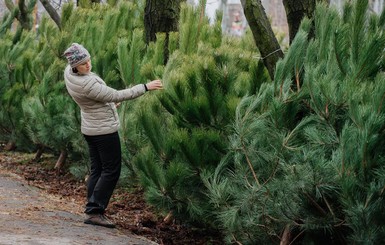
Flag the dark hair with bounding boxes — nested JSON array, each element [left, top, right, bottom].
[[72, 67, 78, 73]]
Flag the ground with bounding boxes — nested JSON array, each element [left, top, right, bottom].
[[0, 150, 223, 245]]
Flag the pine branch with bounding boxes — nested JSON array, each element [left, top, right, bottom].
[[240, 137, 260, 187], [303, 191, 327, 216]]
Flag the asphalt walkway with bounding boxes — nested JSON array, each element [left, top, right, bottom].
[[0, 169, 158, 245]]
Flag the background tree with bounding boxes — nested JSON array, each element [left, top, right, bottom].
[[144, 0, 186, 63], [241, 0, 284, 80], [283, 0, 330, 43], [39, 0, 61, 29], [0, 31, 36, 151], [241, 0, 330, 79], [4, 0, 37, 30]]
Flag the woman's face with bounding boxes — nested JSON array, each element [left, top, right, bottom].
[[76, 59, 92, 74]]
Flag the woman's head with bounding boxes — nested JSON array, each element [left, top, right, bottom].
[[73, 59, 91, 74], [64, 43, 92, 74]]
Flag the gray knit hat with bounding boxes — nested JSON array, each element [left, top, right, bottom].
[[63, 43, 91, 68]]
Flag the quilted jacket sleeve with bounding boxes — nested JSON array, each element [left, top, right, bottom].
[[83, 76, 146, 102]]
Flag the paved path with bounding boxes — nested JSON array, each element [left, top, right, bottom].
[[0, 169, 158, 245]]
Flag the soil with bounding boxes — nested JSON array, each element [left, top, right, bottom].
[[0, 149, 223, 245]]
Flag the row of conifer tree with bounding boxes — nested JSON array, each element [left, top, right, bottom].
[[1, 0, 385, 243]]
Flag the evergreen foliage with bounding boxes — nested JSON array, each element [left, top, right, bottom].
[[26, 1, 146, 165], [0, 30, 36, 149], [131, 3, 268, 227], [203, 1, 385, 243], [0, 11, 18, 36], [0, 1, 150, 167], [5, 0, 385, 243]]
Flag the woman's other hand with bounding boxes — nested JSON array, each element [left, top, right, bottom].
[[146, 80, 163, 91]]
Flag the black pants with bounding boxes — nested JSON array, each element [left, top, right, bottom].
[[83, 132, 121, 214]]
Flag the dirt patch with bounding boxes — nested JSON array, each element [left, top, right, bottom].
[[0, 151, 223, 245]]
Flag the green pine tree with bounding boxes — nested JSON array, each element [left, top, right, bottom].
[[131, 3, 269, 228], [204, 1, 385, 243], [0, 30, 36, 151]]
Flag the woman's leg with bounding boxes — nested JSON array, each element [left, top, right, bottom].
[[83, 132, 121, 214], [85, 137, 102, 202]]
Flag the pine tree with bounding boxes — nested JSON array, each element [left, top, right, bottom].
[[0, 30, 36, 151], [204, 1, 385, 243], [117, 28, 165, 175], [131, 2, 269, 227], [0, 0, 41, 151]]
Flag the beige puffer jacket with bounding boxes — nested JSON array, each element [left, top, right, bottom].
[[64, 65, 146, 136]]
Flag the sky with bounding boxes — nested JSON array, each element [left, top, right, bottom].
[[193, 0, 222, 23]]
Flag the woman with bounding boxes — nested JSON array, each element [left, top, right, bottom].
[[63, 43, 162, 228]]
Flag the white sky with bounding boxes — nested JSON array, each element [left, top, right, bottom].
[[194, 0, 222, 23]]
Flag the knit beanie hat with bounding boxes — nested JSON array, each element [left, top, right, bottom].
[[63, 43, 91, 68]]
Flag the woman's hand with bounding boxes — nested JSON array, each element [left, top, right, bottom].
[[146, 80, 163, 91]]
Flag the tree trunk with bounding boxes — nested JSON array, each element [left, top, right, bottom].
[[241, 0, 284, 80], [18, 0, 32, 30], [54, 149, 67, 173], [4, 141, 16, 151], [163, 211, 174, 224], [39, 0, 61, 30], [144, 0, 185, 64], [33, 145, 44, 162], [4, 0, 33, 30], [280, 224, 291, 245], [283, 0, 330, 44]]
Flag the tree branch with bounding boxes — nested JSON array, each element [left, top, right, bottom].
[[39, 0, 61, 29]]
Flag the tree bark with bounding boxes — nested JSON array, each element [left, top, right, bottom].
[[4, 0, 32, 30], [18, 0, 31, 30], [54, 149, 67, 173], [4, 141, 16, 151], [280, 224, 291, 245], [33, 145, 44, 162], [144, 0, 185, 63], [283, 0, 330, 44], [163, 211, 174, 224], [39, 0, 61, 30], [241, 0, 284, 80]]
